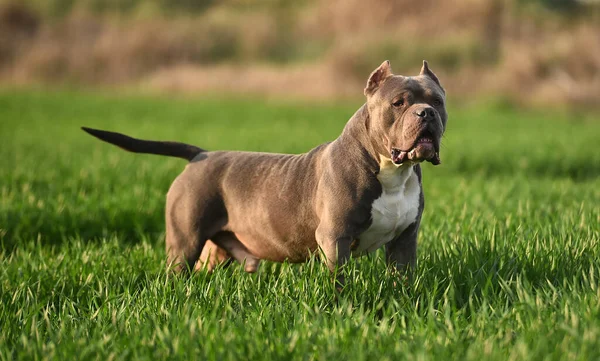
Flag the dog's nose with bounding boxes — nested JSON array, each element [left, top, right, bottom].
[[415, 107, 436, 121]]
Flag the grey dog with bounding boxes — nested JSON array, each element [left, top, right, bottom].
[[83, 60, 447, 285]]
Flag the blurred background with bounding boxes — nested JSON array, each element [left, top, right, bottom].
[[1, 0, 599, 107]]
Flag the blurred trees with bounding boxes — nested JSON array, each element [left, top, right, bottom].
[[0, 0, 598, 106]]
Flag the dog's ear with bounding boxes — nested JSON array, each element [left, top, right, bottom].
[[364, 60, 393, 96], [420, 60, 442, 88]]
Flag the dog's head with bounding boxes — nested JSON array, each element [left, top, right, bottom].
[[364, 60, 447, 165]]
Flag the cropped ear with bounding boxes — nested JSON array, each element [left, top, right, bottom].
[[364, 60, 393, 96], [420, 60, 442, 88]]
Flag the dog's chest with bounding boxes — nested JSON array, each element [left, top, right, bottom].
[[353, 162, 420, 255]]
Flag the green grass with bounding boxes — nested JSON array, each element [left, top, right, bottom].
[[1, 89, 599, 360]]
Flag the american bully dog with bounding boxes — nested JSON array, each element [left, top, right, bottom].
[[82, 60, 447, 286]]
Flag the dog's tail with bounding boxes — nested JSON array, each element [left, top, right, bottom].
[[81, 127, 205, 161]]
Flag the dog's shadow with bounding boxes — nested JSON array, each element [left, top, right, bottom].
[[335, 241, 596, 322], [249, 241, 596, 322], [1, 206, 164, 251]]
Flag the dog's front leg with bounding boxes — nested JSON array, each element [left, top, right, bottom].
[[316, 226, 352, 291], [386, 165, 423, 283], [385, 221, 419, 283]]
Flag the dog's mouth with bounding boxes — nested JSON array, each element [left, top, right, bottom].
[[391, 132, 441, 165]]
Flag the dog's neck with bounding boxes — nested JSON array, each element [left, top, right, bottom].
[[377, 155, 414, 190], [336, 104, 389, 174]]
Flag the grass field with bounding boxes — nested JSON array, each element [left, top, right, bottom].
[[1, 89, 599, 360]]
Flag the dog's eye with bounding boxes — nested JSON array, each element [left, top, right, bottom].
[[392, 99, 404, 107], [433, 98, 443, 107]]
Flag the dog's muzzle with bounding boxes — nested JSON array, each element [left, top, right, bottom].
[[391, 130, 441, 166]]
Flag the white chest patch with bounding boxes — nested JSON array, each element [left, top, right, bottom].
[[353, 156, 420, 255]]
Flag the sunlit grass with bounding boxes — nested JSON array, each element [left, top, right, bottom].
[[1, 89, 599, 360]]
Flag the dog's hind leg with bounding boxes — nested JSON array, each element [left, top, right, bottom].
[[195, 233, 260, 273], [212, 231, 261, 273], [195, 240, 233, 272], [165, 175, 225, 274], [165, 210, 208, 273]]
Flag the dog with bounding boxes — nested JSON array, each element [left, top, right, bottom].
[[82, 60, 447, 285]]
